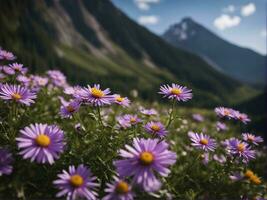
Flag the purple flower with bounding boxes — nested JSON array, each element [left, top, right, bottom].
[[78, 84, 114, 106], [201, 153, 209, 165], [53, 164, 99, 200], [117, 114, 142, 129], [144, 121, 168, 137], [214, 107, 235, 119], [0, 49, 16, 60], [226, 138, 255, 163], [47, 70, 67, 87], [213, 154, 226, 164], [188, 132, 216, 152], [30, 75, 48, 89], [114, 138, 177, 192], [103, 176, 134, 200], [242, 133, 263, 145], [0, 84, 36, 106], [60, 100, 80, 118], [64, 86, 82, 97], [192, 113, 204, 122], [233, 111, 251, 124], [229, 172, 243, 181], [9, 63, 27, 74], [16, 123, 65, 165], [3, 65, 15, 75], [216, 122, 228, 132], [159, 83, 192, 102], [0, 148, 13, 176], [114, 94, 130, 107], [16, 75, 31, 86], [140, 108, 158, 116]]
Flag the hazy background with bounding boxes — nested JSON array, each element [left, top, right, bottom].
[[112, 0, 266, 55]]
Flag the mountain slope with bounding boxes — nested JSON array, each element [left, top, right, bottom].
[[0, 0, 257, 106], [162, 17, 266, 85]]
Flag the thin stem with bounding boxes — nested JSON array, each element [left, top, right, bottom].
[[97, 106, 104, 127], [166, 100, 175, 129]]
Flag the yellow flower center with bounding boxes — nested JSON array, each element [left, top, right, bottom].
[[35, 134, 51, 147], [66, 105, 75, 113], [244, 170, 254, 178], [115, 181, 129, 194], [247, 135, 255, 141], [237, 143, 245, 152], [170, 88, 182, 95], [151, 124, 160, 132], [70, 174, 84, 187], [224, 110, 230, 115], [130, 117, 136, 123], [140, 151, 154, 165], [91, 87, 104, 98], [250, 175, 261, 185], [200, 139, 208, 145], [12, 93, 22, 100], [116, 96, 124, 102]]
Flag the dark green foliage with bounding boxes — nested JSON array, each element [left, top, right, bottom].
[[0, 0, 258, 108]]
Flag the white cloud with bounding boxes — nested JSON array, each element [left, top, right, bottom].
[[134, 0, 160, 11], [214, 14, 241, 30], [138, 15, 159, 25], [260, 29, 267, 37], [223, 5, 235, 13], [241, 3, 256, 17]]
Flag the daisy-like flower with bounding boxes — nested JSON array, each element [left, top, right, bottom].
[[17, 75, 31, 86], [233, 111, 251, 124], [60, 100, 80, 118], [116, 116, 132, 129], [0, 84, 36, 106], [9, 63, 27, 74], [159, 83, 192, 102], [2, 65, 15, 75], [114, 94, 130, 107], [78, 84, 114, 106], [242, 133, 263, 145], [123, 114, 141, 125], [0, 49, 16, 60], [114, 138, 177, 192], [226, 138, 255, 163], [53, 164, 99, 200], [47, 70, 67, 87], [192, 113, 204, 122], [103, 176, 134, 200], [188, 132, 216, 152], [117, 114, 141, 129], [0, 148, 13, 176], [144, 121, 168, 137], [216, 122, 228, 132], [214, 107, 235, 119], [16, 123, 65, 165], [140, 108, 158, 116], [64, 86, 82, 99], [30, 75, 49, 91]]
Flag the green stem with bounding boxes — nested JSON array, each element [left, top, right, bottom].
[[97, 106, 104, 127], [166, 100, 175, 129]]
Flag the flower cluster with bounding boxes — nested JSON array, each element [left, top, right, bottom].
[[215, 107, 251, 124], [0, 49, 265, 200]]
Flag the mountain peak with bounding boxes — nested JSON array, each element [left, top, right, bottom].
[[162, 18, 266, 85], [165, 17, 199, 41]]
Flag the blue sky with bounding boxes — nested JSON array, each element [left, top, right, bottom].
[[111, 0, 266, 55]]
